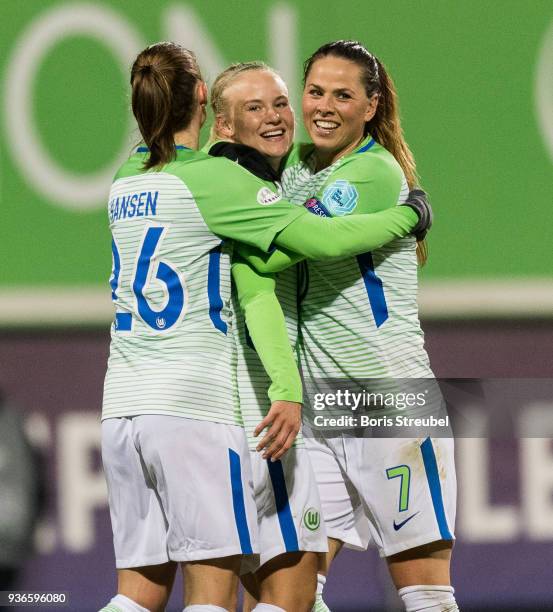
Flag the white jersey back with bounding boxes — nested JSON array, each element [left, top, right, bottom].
[[103, 170, 237, 423]]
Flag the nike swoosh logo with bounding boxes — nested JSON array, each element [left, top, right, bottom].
[[393, 512, 420, 531]]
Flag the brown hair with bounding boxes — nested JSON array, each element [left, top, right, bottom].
[[131, 42, 202, 170], [208, 61, 278, 143], [304, 40, 427, 263]]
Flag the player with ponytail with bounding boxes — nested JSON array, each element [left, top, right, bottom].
[[280, 41, 457, 612]]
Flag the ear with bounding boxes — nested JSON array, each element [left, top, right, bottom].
[[364, 93, 379, 122], [197, 80, 208, 107], [215, 113, 235, 140]]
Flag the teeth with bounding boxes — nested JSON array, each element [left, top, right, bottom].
[[263, 130, 284, 137], [315, 120, 338, 129]]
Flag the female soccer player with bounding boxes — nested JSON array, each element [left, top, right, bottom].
[[100, 43, 428, 612], [280, 41, 459, 612], [207, 62, 433, 612], [208, 62, 325, 612]]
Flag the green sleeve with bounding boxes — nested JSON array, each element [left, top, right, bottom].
[[316, 148, 404, 214], [179, 153, 414, 262], [231, 255, 302, 403], [235, 205, 416, 271], [181, 157, 305, 252], [234, 242, 304, 274], [272, 149, 416, 259], [273, 206, 417, 259]]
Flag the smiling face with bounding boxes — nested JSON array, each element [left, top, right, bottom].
[[303, 56, 378, 169], [216, 70, 294, 170]]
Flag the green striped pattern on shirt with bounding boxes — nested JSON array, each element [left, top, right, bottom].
[[281, 139, 434, 414]]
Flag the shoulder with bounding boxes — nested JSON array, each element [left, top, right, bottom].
[[166, 152, 245, 182], [208, 142, 280, 182], [334, 141, 403, 188], [167, 155, 277, 207], [315, 141, 404, 215], [195, 155, 269, 188], [113, 153, 144, 181]]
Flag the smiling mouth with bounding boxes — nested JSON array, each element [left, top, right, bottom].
[[314, 120, 339, 131], [261, 129, 285, 139]]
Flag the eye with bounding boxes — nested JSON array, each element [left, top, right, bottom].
[[246, 104, 261, 112], [276, 100, 289, 108], [308, 88, 322, 97], [337, 92, 352, 100]]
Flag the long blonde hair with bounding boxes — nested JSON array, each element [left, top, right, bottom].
[[304, 41, 427, 264]]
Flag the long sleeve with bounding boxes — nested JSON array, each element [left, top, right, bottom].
[[234, 242, 304, 274], [274, 205, 417, 260], [231, 255, 302, 404], [236, 205, 417, 273]]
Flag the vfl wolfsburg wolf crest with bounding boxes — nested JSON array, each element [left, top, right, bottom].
[[322, 179, 359, 216], [303, 507, 321, 531]]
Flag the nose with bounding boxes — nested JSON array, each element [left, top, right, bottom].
[[266, 108, 282, 124], [316, 93, 335, 115]]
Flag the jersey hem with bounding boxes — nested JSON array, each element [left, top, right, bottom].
[[246, 438, 305, 451], [101, 410, 242, 427]]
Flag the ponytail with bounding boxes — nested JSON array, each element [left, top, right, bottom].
[[370, 58, 427, 265], [130, 42, 201, 170], [369, 58, 418, 190]]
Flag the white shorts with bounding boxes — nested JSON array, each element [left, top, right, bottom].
[[249, 447, 328, 568], [102, 415, 258, 568], [305, 435, 456, 557]]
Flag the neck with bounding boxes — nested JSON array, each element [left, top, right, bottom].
[[315, 133, 366, 171], [174, 128, 199, 150], [268, 157, 282, 172]]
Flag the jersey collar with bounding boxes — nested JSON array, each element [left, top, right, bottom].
[[136, 145, 192, 160], [354, 134, 376, 154], [304, 133, 376, 170]]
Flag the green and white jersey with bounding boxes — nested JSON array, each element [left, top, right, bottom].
[[230, 171, 302, 449], [103, 146, 305, 424], [281, 136, 433, 392]]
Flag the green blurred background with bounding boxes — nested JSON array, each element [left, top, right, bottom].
[[1, 0, 551, 322]]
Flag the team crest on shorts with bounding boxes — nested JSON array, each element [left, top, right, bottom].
[[321, 179, 358, 216], [257, 187, 281, 205], [303, 507, 321, 531]]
